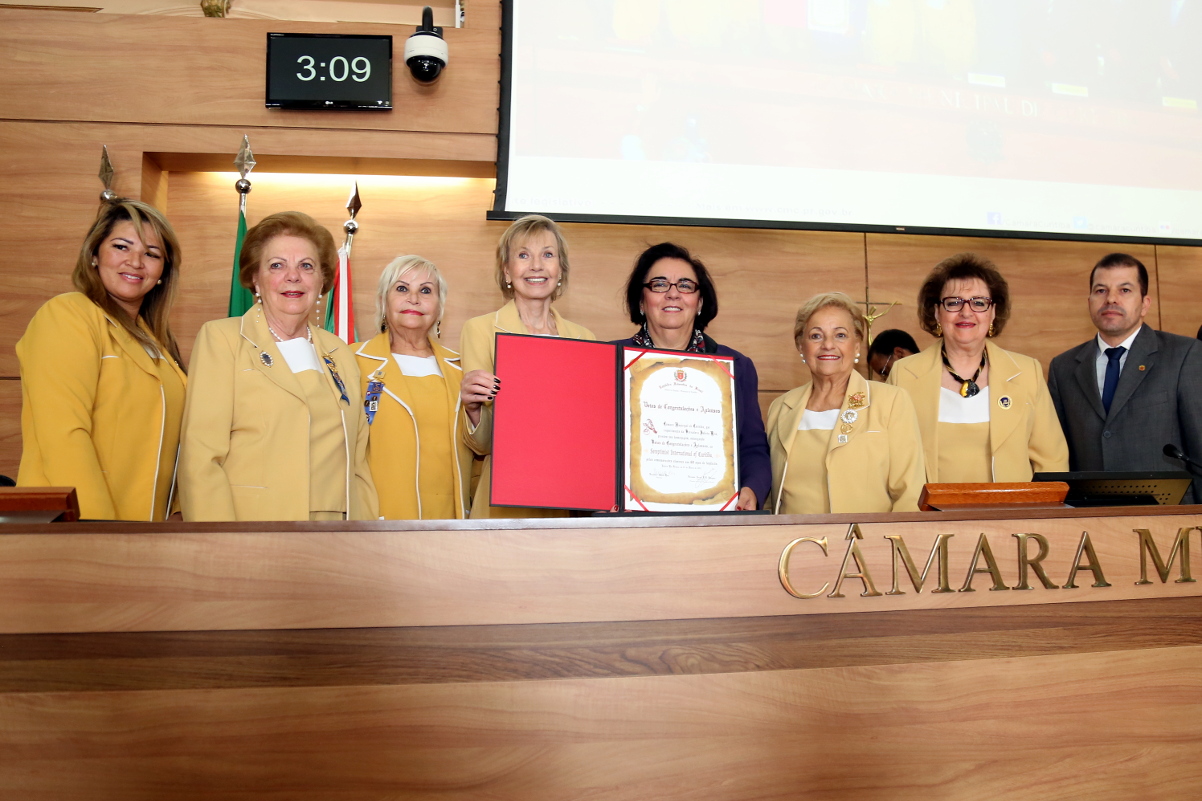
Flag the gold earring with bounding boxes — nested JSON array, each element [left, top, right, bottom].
[[935, 322, 943, 337], [988, 322, 996, 337]]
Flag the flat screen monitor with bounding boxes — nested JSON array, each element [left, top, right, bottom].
[[266, 33, 392, 111]]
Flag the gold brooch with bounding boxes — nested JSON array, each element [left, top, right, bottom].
[[848, 392, 866, 408]]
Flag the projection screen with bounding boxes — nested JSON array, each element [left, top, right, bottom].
[[491, 0, 1202, 243]]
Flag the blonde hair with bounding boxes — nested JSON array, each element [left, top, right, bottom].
[[793, 292, 867, 346], [72, 198, 184, 368], [495, 215, 570, 301], [374, 255, 447, 334]]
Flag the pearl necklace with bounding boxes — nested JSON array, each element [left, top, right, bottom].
[[265, 319, 312, 343]]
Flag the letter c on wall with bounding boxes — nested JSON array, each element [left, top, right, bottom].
[[778, 536, 830, 598]]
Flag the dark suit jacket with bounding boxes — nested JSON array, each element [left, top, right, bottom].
[[1047, 325, 1202, 503]]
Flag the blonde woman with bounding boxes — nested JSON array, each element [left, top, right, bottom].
[[353, 255, 473, 519], [17, 198, 187, 520], [767, 293, 925, 514], [459, 215, 595, 518]]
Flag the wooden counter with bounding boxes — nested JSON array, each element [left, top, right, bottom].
[[1, 509, 1200, 799]]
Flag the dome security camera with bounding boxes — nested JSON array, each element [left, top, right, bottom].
[[405, 6, 448, 83]]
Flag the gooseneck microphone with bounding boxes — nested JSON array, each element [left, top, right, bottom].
[[1163, 443, 1202, 475]]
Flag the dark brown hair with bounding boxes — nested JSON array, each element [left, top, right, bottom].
[[1090, 253, 1149, 297], [238, 211, 337, 295], [917, 252, 1011, 337], [623, 242, 719, 331]]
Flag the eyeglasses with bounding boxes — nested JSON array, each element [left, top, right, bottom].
[[644, 278, 699, 294], [939, 296, 994, 312]]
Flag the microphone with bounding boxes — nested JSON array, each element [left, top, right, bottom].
[[1163, 443, 1202, 476]]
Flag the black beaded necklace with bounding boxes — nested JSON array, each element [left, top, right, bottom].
[[942, 345, 987, 398]]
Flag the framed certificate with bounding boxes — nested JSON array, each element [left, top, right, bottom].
[[622, 348, 739, 512], [490, 336, 739, 513]]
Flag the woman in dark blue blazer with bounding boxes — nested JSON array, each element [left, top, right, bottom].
[[613, 242, 771, 510]]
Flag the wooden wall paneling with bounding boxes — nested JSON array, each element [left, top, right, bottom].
[[1153, 245, 1202, 339], [556, 225, 867, 396], [0, 9, 501, 134], [864, 234, 1160, 373], [464, 0, 502, 30], [0, 644, 1198, 799], [139, 152, 167, 211], [0, 380, 20, 481], [0, 122, 149, 378], [164, 170, 505, 365]]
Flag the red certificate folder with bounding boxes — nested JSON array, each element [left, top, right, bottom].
[[491, 334, 622, 512]]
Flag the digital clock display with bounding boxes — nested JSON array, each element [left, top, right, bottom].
[[266, 33, 392, 110]]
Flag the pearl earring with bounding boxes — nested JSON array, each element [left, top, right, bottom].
[[855, 353, 860, 364], [156, 279, 163, 286]]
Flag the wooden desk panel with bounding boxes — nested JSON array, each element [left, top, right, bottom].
[[0, 515, 1198, 799], [1, 510, 1199, 634], [0, 641, 1197, 800]]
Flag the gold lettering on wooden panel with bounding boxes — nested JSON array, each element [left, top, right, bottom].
[[959, 533, 1009, 592], [1012, 533, 1059, 590], [778, 537, 830, 599], [1063, 531, 1111, 589], [1134, 527, 1197, 585], [829, 524, 883, 598], [884, 533, 955, 595]]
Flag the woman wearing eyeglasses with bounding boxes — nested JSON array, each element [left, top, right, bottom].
[[613, 242, 770, 510], [887, 253, 1068, 483]]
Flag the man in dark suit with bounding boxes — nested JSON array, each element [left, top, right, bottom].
[[1048, 253, 1202, 503]]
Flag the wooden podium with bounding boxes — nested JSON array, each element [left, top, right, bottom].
[[0, 508, 1199, 799]]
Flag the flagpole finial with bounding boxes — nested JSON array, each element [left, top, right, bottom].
[[98, 145, 118, 203], [234, 135, 256, 195], [344, 182, 361, 236]]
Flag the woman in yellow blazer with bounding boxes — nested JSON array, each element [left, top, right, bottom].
[[179, 212, 377, 521], [353, 255, 473, 519], [17, 198, 187, 520], [887, 253, 1069, 482], [458, 215, 596, 519], [766, 293, 926, 514]]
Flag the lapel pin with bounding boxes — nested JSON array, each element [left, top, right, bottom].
[[838, 434, 848, 444], [1139, 365, 1146, 371], [998, 395, 1012, 409], [260, 352, 273, 367]]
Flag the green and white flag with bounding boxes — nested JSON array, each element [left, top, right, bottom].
[[227, 207, 253, 317]]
